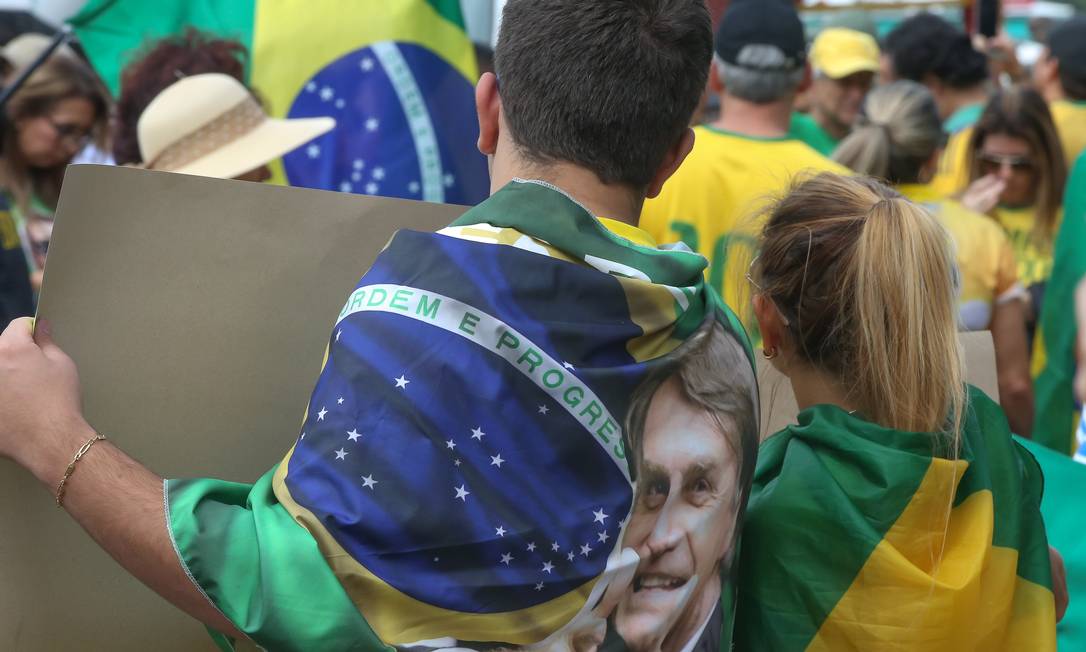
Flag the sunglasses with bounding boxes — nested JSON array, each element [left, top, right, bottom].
[[44, 116, 92, 149], [978, 153, 1034, 174]]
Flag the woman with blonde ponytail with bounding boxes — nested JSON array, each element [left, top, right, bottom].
[[734, 173, 1064, 650], [834, 80, 1035, 437]]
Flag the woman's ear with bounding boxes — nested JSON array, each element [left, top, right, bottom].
[[753, 294, 785, 358]]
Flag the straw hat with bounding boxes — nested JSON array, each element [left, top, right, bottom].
[[138, 73, 335, 179], [1, 32, 78, 72]]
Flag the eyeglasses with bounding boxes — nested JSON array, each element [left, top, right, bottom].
[[44, 116, 91, 150], [978, 152, 1034, 175], [746, 254, 792, 328]]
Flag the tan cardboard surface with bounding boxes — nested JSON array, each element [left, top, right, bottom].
[[0, 165, 466, 651], [0, 165, 1004, 649]]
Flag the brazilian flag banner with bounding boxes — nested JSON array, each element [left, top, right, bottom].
[[736, 386, 1057, 651], [71, 0, 489, 204], [166, 180, 761, 651], [1033, 152, 1086, 454]]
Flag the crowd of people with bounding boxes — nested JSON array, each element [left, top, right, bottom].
[[0, 0, 1083, 650]]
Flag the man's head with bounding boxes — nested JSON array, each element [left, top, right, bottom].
[[882, 13, 988, 117], [1032, 17, 1086, 103], [711, 0, 808, 106], [616, 323, 756, 649], [483, 0, 712, 199], [808, 28, 879, 137]]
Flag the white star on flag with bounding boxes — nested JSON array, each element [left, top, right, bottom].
[[454, 484, 470, 501], [307, 144, 321, 159], [306, 81, 317, 92], [495, 526, 506, 537], [339, 181, 352, 193], [597, 531, 610, 543], [360, 57, 375, 71], [527, 542, 537, 552], [490, 454, 505, 468], [542, 561, 554, 574], [372, 166, 386, 180], [352, 158, 365, 170], [365, 182, 379, 195], [347, 429, 362, 442], [317, 407, 328, 421], [580, 543, 592, 557], [535, 582, 544, 591], [538, 404, 549, 415], [593, 508, 609, 524], [443, 173, 456, 188], [471, 427, 486, 440], [551, 542, 560, 552], [320, 86, 334, 101], [352, 171, 362, 182], [361, 474, 377, 489], [334, 448, 348, 460], [337, 397, 344, 405], [566, 551, 575, 562], [335, 98, 345, 109], [454, 459, 462, 467], [365, 118, 380, 132], [563, 361, 576, 370], [500, 553, 513, 565], [446, 439, 457, 450], [394, 375, 410, 389], [408, 181, 420, 194]]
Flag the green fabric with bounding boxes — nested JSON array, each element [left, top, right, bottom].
[[787, 112, 840, 156], [69, 0, 256, 95], [1034, 153, 1086, 454], [944, 102, 985, 135], [424, 0, 465, 26], [168, 472, 388, 652], [1017, 436, 1086, 651], [734, 386, 1052, 650]]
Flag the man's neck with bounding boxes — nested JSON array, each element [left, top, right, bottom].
[[810, 105, 848, 140], [711, 92, 792, 138], [943, 86, 989, 119], [488, 163, 643, 226]]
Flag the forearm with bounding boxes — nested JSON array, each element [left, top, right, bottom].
[[17, 420, 243, 639], [992, 301, 1034, 436]]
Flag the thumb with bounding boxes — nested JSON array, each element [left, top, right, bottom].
[[1, 316, 35, 343], [32, 319, 66, 360]]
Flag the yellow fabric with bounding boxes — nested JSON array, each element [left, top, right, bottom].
[[810, 27, 880, 79], [899, 184, 1019, 331], [810, 458, 1056, 651], [930, 125, 974, 198], [1050, 100, 1086, 167], [599, 217, 656, 247], [641, 125, 849, 328], [993, 206, 1061, 289]]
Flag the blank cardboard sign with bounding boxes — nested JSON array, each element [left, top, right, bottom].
[[0, 166, 466, 651], [0, 165, 1004, 650]]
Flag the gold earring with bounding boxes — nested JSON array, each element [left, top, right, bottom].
[[762, 347, 778, 360]]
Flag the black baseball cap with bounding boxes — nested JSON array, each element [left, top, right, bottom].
[[1048, 16, 1086, 83], [714, 0, 807, 71]]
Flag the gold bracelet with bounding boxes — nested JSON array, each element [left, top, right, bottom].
[[55, 432, 107, 508]]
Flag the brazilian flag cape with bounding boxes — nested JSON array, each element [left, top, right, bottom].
[[165, 180, 759, 651], [71, 0, 489, 203], [735, 386, 1056, 651], [1033, 152, 1086, 453]]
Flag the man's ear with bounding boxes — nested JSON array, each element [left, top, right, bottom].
[[645, 127, 695, 199], [708, 58, 725, 95], [476, 72, 501, 157], [797, 63, 813, 94]]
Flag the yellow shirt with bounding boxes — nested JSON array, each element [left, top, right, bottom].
[[993, 205, 1060, 290], [1050, 100, 1086, 167], [930, 103, 985, 198], [640, 125, 849, 326], [899, 184, 1020, 331]]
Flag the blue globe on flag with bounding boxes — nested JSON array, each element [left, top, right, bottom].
[[282, 41, 489, 206]]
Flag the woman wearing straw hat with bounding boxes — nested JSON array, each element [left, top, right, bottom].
[[136, 72, 334, 182]]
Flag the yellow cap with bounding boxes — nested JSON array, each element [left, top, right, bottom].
[[809, 28, 880, 79]]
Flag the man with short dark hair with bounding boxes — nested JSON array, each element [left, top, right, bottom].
[[0, 1, 759, 649], [1032, 16, 1086, 166], [641, 0, 847, 333]]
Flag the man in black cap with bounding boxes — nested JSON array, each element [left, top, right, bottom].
[[1033, 16, 1086, 166], [641, 0, 847, 335]]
